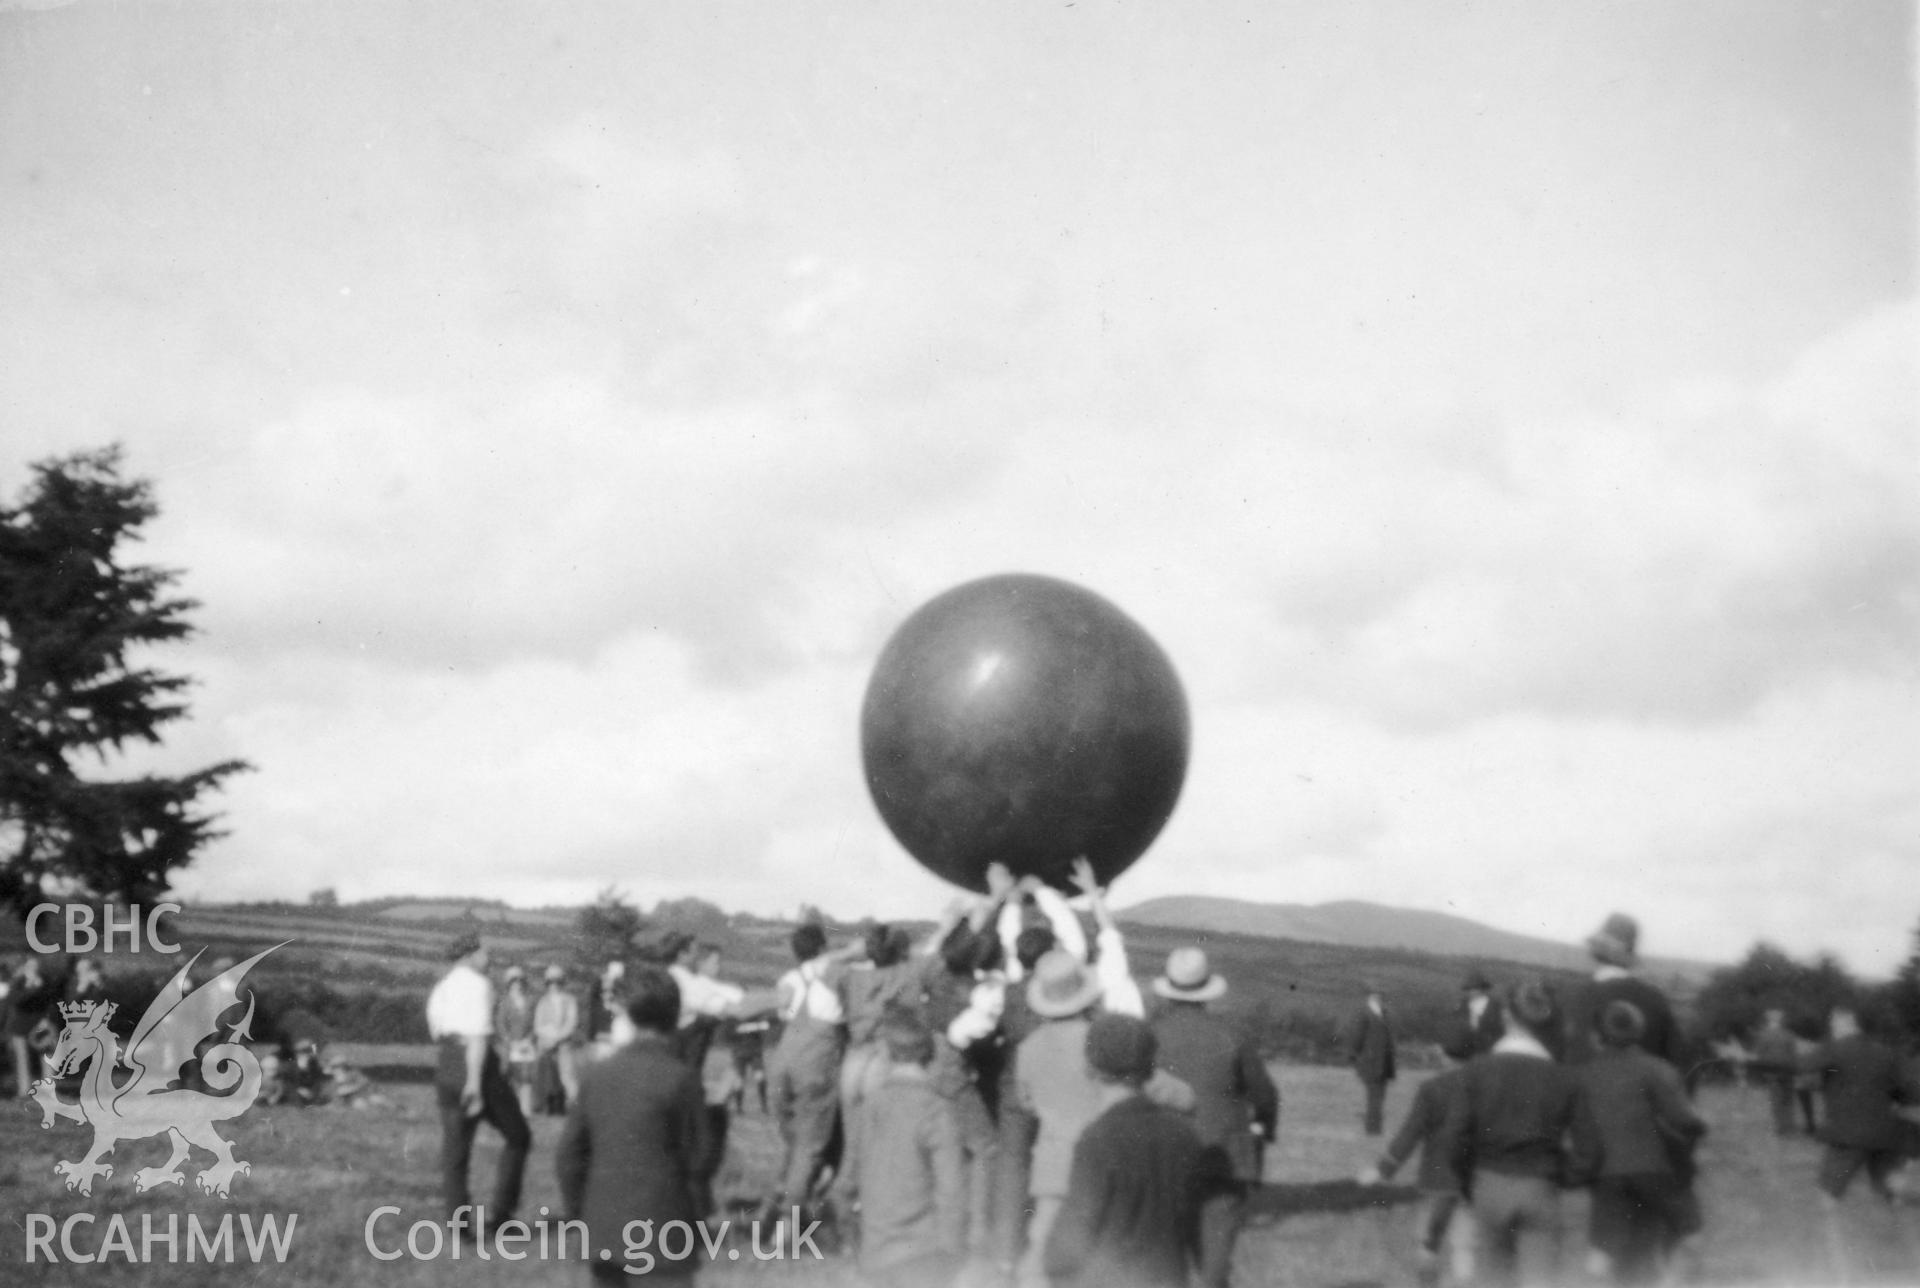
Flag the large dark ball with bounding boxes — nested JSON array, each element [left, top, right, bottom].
[[860, 573, 1190, 893]]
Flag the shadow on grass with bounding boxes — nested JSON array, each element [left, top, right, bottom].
[[1246, 1177, 1420, 1221]]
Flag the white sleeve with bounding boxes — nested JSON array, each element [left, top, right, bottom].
[[1029, 886, 1089, 962], [1094, 925, 1144, 1018], [431, 971, 493, 1039], [946, 979, 1006, 1050], [471, 976, 497, 1035], [681, 973, 746, 1018], [997, 900, 1026, 982]]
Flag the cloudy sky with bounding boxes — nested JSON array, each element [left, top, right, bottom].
[[2, 2, 1914, 972]]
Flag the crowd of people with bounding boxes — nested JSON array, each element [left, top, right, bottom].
[[9, 887, 1915, 1288], [426, 861, 1287, 1287], [420, 885, 1920, 1288], [1355, 914, 1920, 1288]]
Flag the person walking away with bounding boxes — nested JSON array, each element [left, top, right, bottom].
[[1564, 911, 1700, 1269], [1807, 1005, 1915, 1205], [1568, 1000, 1706, 1286], [557, 964, 714, 1284], [1149, 947, 1278, 1288], [1347, 982, 1397, 1136], [1043, 1014, 1221, 1288], [426, 932, 529, 1237], [841, 1009, 967, 1288], [1361, 1034, 1476, 1287], [1565, 914, 1682, 1067], [1442, 979, 1584, 1288], [495, 966, 539, 1117]]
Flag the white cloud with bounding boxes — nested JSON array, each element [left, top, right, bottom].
[[6, 4, 1912, 977]]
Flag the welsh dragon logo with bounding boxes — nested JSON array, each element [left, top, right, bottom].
[[29, 945, 281, 1198]]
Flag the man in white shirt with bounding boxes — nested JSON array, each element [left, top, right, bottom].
[[426, 932, 529, 1236], [766, 922, 849, 1220]]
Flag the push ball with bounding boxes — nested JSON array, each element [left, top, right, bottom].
[[859, 573, 1189, 893]]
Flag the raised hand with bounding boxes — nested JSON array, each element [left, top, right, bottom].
[[1068, 856, 1098, 898], [985, 861, 1016, 899]]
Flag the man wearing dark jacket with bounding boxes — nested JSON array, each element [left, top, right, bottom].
[[1564, 914, 1682, 1068], [1806, 1005, 1915, 1203], [1443, 979, 1585, 1288], [1044, 1014, 1219, 1288], [1364, 1034, 1475, 1287], [557, 966, 714, 1284], [1346, 983, 1397, 1135], [1150, 947, 1279, 1288], [1570, 1000, 1706, 1285]]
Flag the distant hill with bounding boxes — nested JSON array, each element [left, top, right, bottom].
[[1120, 896, 1713, 983]]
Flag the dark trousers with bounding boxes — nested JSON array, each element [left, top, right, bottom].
[[993, 1103, 1039, 1267], [770, 1034, 844, 1206], [1361, 1078, 1388, 1135], [1590, 1174, 1691, 1285], [949, 1080, 999, 1252], [692, 1103, 730, 1218], [1819, 1144, 1903, 1200], [1797, 1086, 1819, 1134], [1196, 1179, 1248, 1288], [435, 1040, 531, 1222], [1765, 1072, 1797, 1135]]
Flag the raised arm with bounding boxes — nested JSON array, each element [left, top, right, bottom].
[[1071, 858, 1143, 1017]]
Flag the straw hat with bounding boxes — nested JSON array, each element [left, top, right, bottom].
[[1151, 947, 1228, 1003], [1027, 950, 1105, 1019]]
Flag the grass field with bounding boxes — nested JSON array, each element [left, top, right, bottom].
[[5, 1060, 1919, 1287]]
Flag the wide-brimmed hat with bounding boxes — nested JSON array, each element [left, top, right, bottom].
[[544, 964, 567, 983], [503, 965, 526, 983], [1028, 950, 1104, 1019], [446, 931, 483, 962], [1461, 968, 1494, 993], [1586, 913, 1640, 968], [1152, 947, 1227, 1002]]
